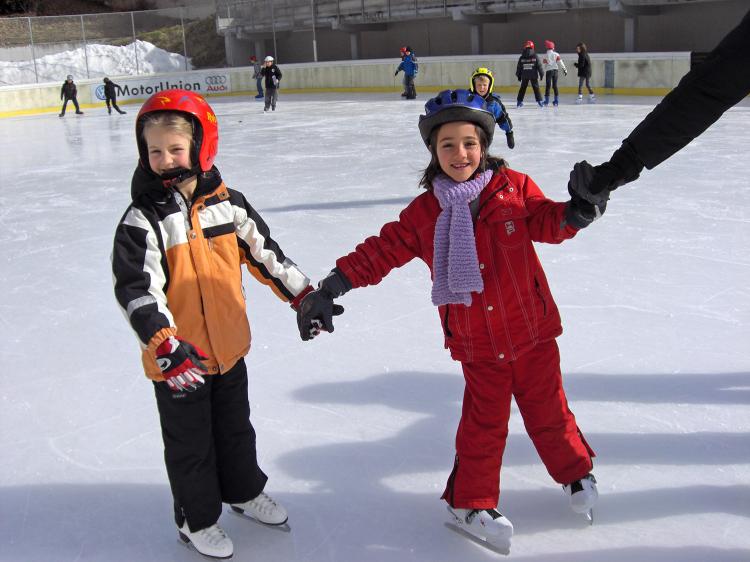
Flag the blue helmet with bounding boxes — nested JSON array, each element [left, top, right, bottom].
[[418, 89, 496, 147]]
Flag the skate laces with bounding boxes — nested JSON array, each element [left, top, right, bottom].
[[250, 492, 279, 515], [195, 524, 228, 546]]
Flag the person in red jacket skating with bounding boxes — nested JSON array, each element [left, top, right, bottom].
[[296, 89, 603, 553]]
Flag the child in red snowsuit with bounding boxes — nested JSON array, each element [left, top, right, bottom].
[[296, 89, 602, 553]]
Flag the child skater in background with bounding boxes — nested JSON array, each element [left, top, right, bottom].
[[296, 90, 601, 554], [574, 42, 596, 103], [112, 89, 315, 560], [542, 40, 568, 106], [469, 67, 515, 149], [515, 40, 544, 107]]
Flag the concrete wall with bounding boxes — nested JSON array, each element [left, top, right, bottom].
[[0, 53, 690, 117], [222, 0, 746, 64]]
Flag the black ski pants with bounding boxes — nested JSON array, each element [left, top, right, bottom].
[[517, 78, 542, 103], [106, 97, 125, 114], [154, 357, 268, 532], [60, 96, 80, 115]]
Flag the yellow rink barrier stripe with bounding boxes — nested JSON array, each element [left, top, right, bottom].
[[0, 86, 673, 118]]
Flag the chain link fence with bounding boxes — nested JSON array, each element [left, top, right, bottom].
[[0, 4, 225, 86]]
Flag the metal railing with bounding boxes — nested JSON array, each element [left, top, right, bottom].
[[0, 4, 216, 86]]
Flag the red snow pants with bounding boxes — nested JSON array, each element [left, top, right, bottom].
[[441, 339, 594, 509]]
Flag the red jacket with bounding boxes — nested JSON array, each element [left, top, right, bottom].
[[336, 167, 579, 363]]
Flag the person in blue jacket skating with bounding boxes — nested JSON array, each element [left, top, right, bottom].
[[469, 67, 515, 149], [395, 46, 418, 99]]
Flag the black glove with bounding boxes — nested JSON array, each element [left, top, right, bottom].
[[574, 62, 579, 68], [297, 268, 350, 341], [564, 174, 607, 229], [590, 141, 644, 198], [394, 70, 400, 76], [505, 131, 515, 149]]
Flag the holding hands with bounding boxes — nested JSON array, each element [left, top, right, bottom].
[[296, 269, 351, 341], [565, 162, 607, 229]]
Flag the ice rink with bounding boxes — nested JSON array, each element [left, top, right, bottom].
[[0, 91, 748, 562]]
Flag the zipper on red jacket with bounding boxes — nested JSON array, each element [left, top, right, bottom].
[[475, 180, 509, 219]]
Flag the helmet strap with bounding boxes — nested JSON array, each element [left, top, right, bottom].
[[159, 165, 201, 189]]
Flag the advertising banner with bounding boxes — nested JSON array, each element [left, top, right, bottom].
[[91, 71, 232, 103]]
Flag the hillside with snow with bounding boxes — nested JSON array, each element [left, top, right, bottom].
[[0, 39, 190, 86]]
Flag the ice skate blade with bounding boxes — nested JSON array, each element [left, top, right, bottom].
[[586, 508, 594, 525], [178, 532, 233, 560], [229, 505, 291, 532], [444, 522, 510, 556]]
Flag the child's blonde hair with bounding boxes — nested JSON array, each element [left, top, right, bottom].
[[141, 111, 194, 147]]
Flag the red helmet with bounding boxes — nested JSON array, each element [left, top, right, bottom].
[[524, 40, 534, 50], [136, 88, 218, 176], [544, 40, 555, 50]]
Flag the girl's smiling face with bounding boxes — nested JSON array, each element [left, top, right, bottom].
[[435, 121, 482, 183]]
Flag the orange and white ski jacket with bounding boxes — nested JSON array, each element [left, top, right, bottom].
[[112, 167, 310, 380]]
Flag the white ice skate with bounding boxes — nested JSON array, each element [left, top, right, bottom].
[[576, 94, 583, 104], [588, 93, 596, 104], [178, 522, 233, 559], [230, 491, 288, 526], [563, 473, 598, 523], [445, 505, 514, 555]]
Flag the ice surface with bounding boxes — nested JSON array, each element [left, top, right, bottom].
[[0, 92, 748, 562]]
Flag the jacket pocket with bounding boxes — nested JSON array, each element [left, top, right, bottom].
[[441, 305, 453, 338], [534, 276, 548, 317]]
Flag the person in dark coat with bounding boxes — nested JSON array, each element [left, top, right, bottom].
[[250, 55, 263, 99], [103, 77, 126, 115], [515, 40, 544, 108], [574, 43, 595, 103], [567, 9, 750, 206], [59, 75, 83, 117], [260, 55, 282, 112]]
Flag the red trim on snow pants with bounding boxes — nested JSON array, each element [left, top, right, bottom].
[[154, 358, 268, 532], [441, 339, 594, 509]]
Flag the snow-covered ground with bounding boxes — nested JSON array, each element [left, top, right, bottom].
[[0, 39, 190, 86], [0, 92, 748, 562]]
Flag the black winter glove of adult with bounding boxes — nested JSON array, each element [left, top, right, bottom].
[[568, 143, 643, 206], [297, 268, 351, 341], [592, 141, 643, 203], [505, 131, 515, 149], [564, 185, 607, 230], [394, 70, 400, 76]]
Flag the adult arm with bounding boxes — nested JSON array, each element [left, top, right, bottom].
[[570, 10, 750, 202]]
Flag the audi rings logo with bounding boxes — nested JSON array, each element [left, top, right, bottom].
[[204, 75, 228, 92]]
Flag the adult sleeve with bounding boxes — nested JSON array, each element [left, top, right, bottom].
[[625, 9, 750, 169]]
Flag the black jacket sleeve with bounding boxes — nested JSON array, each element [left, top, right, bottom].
[[625, 9, 750, 169]]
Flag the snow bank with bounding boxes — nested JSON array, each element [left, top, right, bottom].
[[0, 39, 191, 86]]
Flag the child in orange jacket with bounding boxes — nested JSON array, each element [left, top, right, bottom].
[[112, 89, 315, 559]]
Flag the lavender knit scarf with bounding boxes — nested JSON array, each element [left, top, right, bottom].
[[431, 170, 493, 306]]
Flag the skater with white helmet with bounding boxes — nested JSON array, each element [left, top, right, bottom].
[[296, 89, 602, 554], [112, 89, 313, 559], [260, 55, 282, 112]]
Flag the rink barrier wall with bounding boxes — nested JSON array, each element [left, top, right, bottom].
[[0, 53, 689, 118]]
